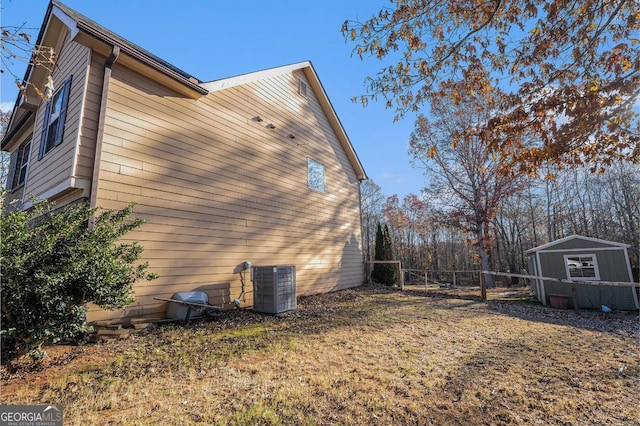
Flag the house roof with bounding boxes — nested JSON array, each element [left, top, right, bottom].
[[525, 234, 631, 254], [52, 1, 201, 85], [8, 1, 206, 109], [2, 0, 207, 150], [3, 2, 367, 181], [203, 62, 367, 181]]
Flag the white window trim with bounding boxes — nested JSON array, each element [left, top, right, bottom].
[[563, 254, 600, 281], [8, 137, 32, 190], [38, 75, 72, 159], [298, 79, 308, 98]]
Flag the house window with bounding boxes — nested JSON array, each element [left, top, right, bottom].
[[8, 137, 32, 190], [38, 76, 72, 159], [564, 254, 600, 281], [298, 79, 308, 98], [308, 159, 325, 192]]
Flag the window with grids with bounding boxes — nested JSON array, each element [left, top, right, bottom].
[[298, 79, 308, 98], [38, 76, 72, 159], [307, 159, 325, 192], [564, 254, 600, 280], [9, 137, 32, 190]]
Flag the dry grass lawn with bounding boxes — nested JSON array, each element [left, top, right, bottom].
[[1, 285, 638, 425]]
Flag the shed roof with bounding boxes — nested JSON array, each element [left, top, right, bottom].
[[525, 235, 630, 254]]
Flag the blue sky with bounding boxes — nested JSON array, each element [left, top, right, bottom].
[[1, 0, 427, 200]]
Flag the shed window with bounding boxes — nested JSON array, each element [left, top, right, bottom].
[[38, 76, 72, 159], [307, 159, 325, 192], [564, 254, 600, 281], [8, 137, 32, 190]]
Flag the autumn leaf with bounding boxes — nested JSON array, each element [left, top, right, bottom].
[[34, 86, 45, 100], [15, 80, 27, 99], [343, 0, 640, 173]]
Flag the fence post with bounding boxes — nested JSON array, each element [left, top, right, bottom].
[[453, 271, 457, 288], [480, 271, 487, 301], [570, 282, 579, 312]]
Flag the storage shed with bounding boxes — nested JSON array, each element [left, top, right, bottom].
[[526, 235, 638, 310]]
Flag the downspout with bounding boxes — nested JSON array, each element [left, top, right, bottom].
[[89, 45, 120, 209]]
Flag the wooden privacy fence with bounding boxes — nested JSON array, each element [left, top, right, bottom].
[[480, 270, 640, 311]]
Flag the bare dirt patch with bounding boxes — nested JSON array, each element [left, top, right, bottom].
[[2, 285, 638, 425]]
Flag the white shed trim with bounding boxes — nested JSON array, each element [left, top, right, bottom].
[[525, 234, 631, 254]]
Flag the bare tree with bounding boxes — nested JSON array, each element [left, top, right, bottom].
[[360, 180, 385, 261], [409, 93, 527, 289], [493, 182, 544, 283], [2, 23, 57, 101]]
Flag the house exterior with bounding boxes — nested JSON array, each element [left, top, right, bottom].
[[526, 235, 638, 310], [2, 1, 367, 322]]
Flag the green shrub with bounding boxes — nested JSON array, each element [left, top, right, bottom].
[[1, 196, 157, 362]]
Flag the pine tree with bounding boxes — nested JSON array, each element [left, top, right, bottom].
[[382, 224, 397, 285], [371, 223, 386, 284], [371, 222, 396, 285]]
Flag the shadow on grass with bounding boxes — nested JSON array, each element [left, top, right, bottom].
[[401, 284, 638, 336], [13, 284, 635, 381], [433, 327, 639, 425], [5, 284, 638, 425], [486, 299, 639, 335], [151, 283, 637, 357], [405, 288, 484, 302]]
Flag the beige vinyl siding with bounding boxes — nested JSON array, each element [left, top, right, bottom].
[[72, 52, 104, 181], [90, 63, 363, 322], [23, 32, 89, 201]]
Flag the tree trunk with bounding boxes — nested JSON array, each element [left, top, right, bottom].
[[476, 227, 494, 289]]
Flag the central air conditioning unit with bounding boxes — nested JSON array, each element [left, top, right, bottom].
[[252, 265, 296, 314]]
